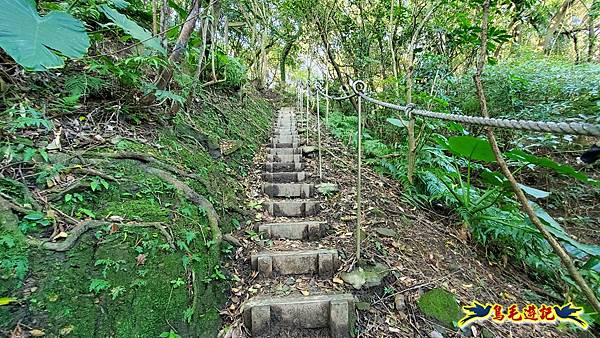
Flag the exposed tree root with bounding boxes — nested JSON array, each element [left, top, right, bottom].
[[28, 220, 175, 252], [79, 151, 222, 246], [141, 165, 222, 246], [87, 151, 210, 187]]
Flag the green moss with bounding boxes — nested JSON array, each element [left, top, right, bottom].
[[417, 288, 461, 328], [2, 94, 273, 336]]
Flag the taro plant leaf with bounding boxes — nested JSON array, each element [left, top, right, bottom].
[[110, 0, 130, 9], [506, 149, 599, 187], [446, 136, 496, 163], [517, 183, 550, 199], [529, 201, 600, 259], [0, 0, 90, 71], [386, 118, 406, 128], [98, 5, 166, 55]]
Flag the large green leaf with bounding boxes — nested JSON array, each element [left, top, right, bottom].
[[447, 136, 496, 163], [387, 117, 406, 128], [98, 5, 165, 55], [529, 201, 600, 259], [0, 0, 89, 71], [506, 149, 599, 187]]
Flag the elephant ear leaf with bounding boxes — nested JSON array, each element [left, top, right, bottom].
[[98, 5, 166, 55], [0, 0, 90, 71]]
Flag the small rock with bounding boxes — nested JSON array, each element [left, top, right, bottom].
[[340, 264, 389, 290], [316, 183, 339, 195], [374, 227, 396, 237], [108, 215, 124, 222], [430, 331, 444, 338], [355, 301, 371, 311], [394, 294, 406, 311], [301, 145, 317, 154], [285, 277, 295, 285], [223, 234, 242, 247]]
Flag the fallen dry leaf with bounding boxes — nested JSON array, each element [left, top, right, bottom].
[[136, 254, 146, 266], [30, 329, 45, 337], [332, 277, 344, 284]]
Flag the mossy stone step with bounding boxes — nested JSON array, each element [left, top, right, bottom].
[[271, 137, 300, 144], [263, 162, 304, 172], [258, 221, 327, 240], [266, 142, 301, 148], [266, 154, 302, 163], [242, 294, 354, 337], [265, 200, 319, 217], [268, 147, 302, 156], [261, 171, 306, 183], [262, 183, 313, 198], [251, 249, 339, 277]]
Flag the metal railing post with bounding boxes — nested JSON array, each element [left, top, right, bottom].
[[317, 90, 322, 180]]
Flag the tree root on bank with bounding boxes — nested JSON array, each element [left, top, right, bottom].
[[141, 165, 222, 246], [82, 151, 222, 246], [86, 151, 210, 187], [28, 220, 175, 252]]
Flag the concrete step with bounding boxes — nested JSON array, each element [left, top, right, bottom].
[[251, 249, 339, 277], [266, 142, 300, 148], [265, 201, 319, 217], [271, 138, 300, 145], [272, 133, 299, 138], [272, 135, 299, 141], [263, 162, 303, 172], [261, 171, 306, 183], [266, 154, 302, 163], [268, 148, 301, 156], [258, 221, 327, 240], [243, 294, 354, 337], [262, 183, 313, 198]]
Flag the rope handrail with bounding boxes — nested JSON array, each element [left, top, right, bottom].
[[304, 80, 600, 137], [313, 84, 356, 101]]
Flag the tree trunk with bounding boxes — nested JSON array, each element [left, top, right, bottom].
[[156, 0, 200, 90], [279, 28, 302, 88], [159, 0, 170, 48], [315, 19, 359, 113], [588, 9, 597, 61], [388, 0, 399, 96], [542, 0, 575, 54], [151, 0, 158, 35]]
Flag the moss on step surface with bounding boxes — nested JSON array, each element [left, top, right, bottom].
[[0, 95, 273, 337], [417, 288, 461, 328]]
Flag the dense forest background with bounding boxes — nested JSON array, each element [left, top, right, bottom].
[[0, 0, 599, 336]]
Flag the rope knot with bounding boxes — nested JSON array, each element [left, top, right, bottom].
[[405, 103, 415, 117]]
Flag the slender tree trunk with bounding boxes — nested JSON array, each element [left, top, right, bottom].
[[388, 0, 399, 96], [405, 4, 438, 184], [542, 0, 575, 54], [159, 0, 170, 48], [475, 0, 600, 315], [152, 0, 200, 100], [279, 28, 302, 88], [588, 10, 597, 61], [316, 19, 359, 113], [152, 0, 158, 35]]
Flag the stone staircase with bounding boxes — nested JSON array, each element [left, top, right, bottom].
[[242, 107, 355, 337]]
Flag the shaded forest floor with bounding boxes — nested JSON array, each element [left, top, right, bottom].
[[220, 107, 595, 338]]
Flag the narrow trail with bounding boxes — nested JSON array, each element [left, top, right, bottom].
[[221, 106, 583, 338]]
